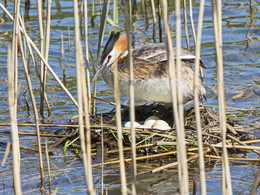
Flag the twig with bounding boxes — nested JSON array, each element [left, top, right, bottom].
[[207, 109, 238, 135], [205, 155, 260, 162], [1, 142, 11, 167], [227, 134, 260, 155], [210, 144, 260, 151], [8, 17, 22, 192], [152, 148, 211, 173], [0, 130, 69, 138], [92, 150, 179, 168], [155, 141, 177, 146], [48, 129, 77, 150], [250, 171, 260, 195]]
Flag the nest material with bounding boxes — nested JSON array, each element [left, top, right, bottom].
[[52, 103, 257, 162], [90, 104, 255, 150]]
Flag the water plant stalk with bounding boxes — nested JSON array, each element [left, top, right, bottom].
[[0, 3, 79, 108], [125, 1, 136, 194], [161, 0, 189, 193], [73, 0, 95, 194], [175, 0, 190, 193], [8, 45, 22, 194], [211, 0, 233, 193], [193, 1, 207, 194], [18, 15, 45, 191]]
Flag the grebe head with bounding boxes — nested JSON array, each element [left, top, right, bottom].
[[93, 31, 134, 81]]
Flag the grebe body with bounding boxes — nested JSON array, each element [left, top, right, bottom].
[[93, 32, 206, 104]]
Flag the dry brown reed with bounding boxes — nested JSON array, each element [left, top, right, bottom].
[[100, 114, 105, 195], [175, 0, 190, 193], [37, 0, 51, 117], [8, 45, 22, 194], [211, 0, 233, 193], [161, 0, 189, 193], [7, 0, 22, 193], [19, 17, 45, 190], [250, 171, 260, 195], [45, 141, 52, 186], [73, 0, 95, 194], [0, 3, 79, 108], [113, 51, 128, 195], [193, 0, 207, 194], [124, 1, 137, 194], [183, 0, 190, 49]]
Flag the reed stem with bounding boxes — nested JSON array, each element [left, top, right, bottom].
[[212, 0, 233, 193], [193, 1, 207, 194], [73, 0, 95, 193], [19, 15, 45, 190], [125, 1, 136, 194], [8, 44, 22, 194]]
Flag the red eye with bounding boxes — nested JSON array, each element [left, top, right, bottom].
[[108, 55, 112, 60]]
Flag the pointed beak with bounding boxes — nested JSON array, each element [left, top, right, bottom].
[[92, 61, 108, 81]]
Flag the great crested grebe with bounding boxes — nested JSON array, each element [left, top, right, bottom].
[[93, 31, 206, 104]]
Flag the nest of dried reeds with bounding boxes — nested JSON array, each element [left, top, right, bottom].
[[51, 103, 259, 170]]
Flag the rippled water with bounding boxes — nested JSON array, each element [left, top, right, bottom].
[[0, 0, 259, 194]]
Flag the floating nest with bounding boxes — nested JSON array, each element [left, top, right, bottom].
[[90, 104, 255, 149], [51, 102, 258, 165]]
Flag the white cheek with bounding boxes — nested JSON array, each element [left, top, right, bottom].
[[110, 55, 117, 65], [107, 49, 117, 66]]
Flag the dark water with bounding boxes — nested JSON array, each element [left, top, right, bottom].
[[0, 0, 259, 194]]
